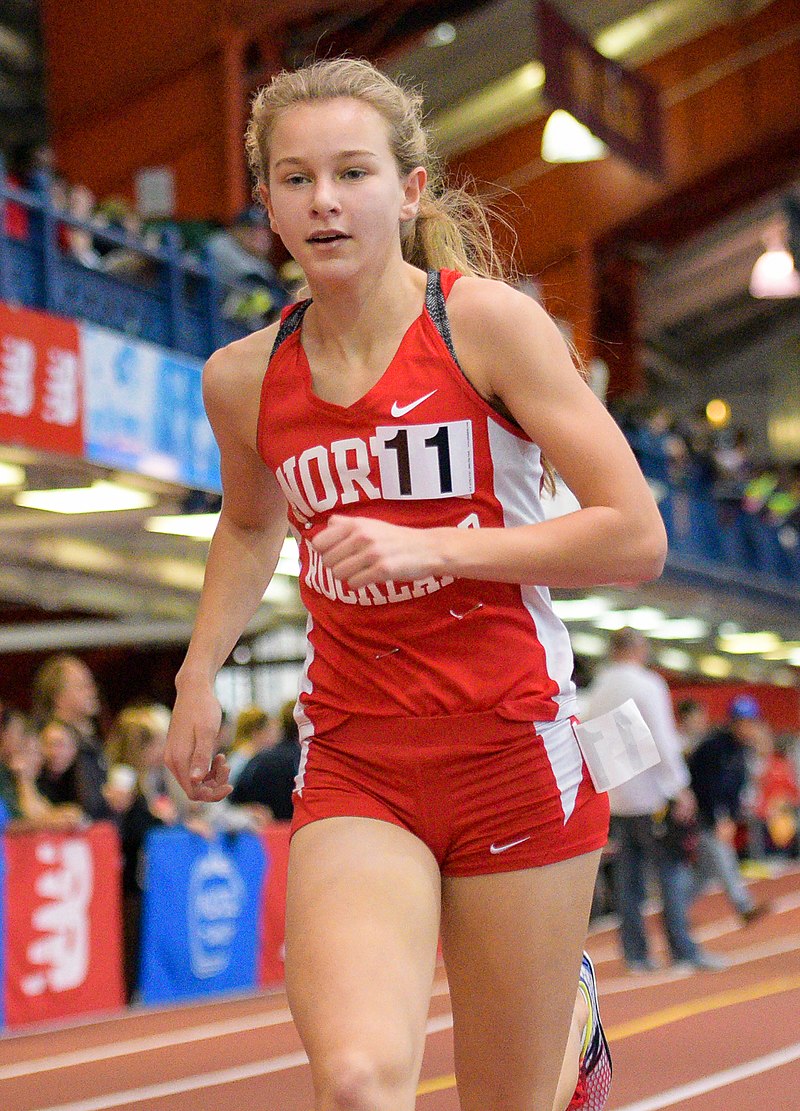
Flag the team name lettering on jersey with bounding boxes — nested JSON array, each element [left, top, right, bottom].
[[275, 421, 475, 522], [302, 539, 455, 607]]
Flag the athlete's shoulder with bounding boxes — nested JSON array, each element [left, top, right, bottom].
[[446, 274, 553, 339], [202, 322, 281, 431], [203, 321, 280, 393]]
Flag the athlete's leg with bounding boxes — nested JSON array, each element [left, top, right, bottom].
[[441, 849, 602, 1111], [285, 816, 441, 1111], [552, 985, 588, 1111]]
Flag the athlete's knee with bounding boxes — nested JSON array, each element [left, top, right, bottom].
[[317, 1048, 414, 1111]]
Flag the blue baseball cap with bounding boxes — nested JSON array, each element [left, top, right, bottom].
[[728, 694, 762, 720]]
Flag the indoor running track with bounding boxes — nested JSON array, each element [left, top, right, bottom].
[[2, 862, 800, 1111]]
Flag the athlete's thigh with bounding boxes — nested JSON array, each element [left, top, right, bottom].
[[285, 815, 442, 1076], [440, 849, 602, 1110]]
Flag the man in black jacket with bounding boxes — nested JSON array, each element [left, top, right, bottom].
[[688, 695, 769, 924]]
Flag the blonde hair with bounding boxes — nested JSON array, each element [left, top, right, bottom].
[[233, 705, 271, 750], [108, 703, 171, 777], [245, 57, 507, 280]]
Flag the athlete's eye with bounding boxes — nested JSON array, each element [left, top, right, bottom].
[[285, 173, 309, 186], [341, 168, 367, 180]]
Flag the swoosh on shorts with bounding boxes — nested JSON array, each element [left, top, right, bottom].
[[489, 835, 532, 854]]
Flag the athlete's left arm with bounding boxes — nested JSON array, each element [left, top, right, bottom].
[[312, 278, 667, 589]]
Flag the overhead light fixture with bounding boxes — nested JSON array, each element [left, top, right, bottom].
[[15, 481, 157, 514], [749, 222, 800, 299], [147, 512, 220, 540], [425, 21, 456, 47], [717, 631, 782, 655], [705, 399, 731, 428], [698, 654, 732, 678], [649, 618, 708, 640], [657, 648, 693, 672], [570, 631, 607, 657], [0, 462, 25, 488], [552, 595, 611, 621], [541, 110, 608, 164], [147, 513, 301, 578], [594, 607, 664, 631]]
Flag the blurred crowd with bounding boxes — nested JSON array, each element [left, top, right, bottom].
[[2, 142, 307, 331], [0, 653, 301, 999], [578, 631, 800, 975], [614, 401, 800, 577]]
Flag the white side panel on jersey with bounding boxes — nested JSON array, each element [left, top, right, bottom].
[[487, 419, 581, 820], [293, 612, 316, 796]]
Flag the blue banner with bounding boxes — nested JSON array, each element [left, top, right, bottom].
[[81, 324, 220, 491], [138, 828, 268, 1007]]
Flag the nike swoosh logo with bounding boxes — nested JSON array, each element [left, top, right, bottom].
[[390, 389, 438, 417], [489, 835, 532, 855]]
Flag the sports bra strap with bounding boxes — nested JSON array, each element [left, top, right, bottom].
[[269, 298, 311, 361], [425, 270, 462, 369], [268, 272, 463, 368]]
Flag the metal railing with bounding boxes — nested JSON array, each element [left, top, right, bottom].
[[0, 163, 261, 360]]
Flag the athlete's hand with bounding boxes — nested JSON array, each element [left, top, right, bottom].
[[311, 514, 442, 587], [164, 680, 233, 802]]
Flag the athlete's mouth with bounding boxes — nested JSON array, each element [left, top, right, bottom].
[[307, 231, 349, 243]]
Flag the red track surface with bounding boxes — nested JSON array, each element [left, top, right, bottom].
[[2, 862, 799, 1111]]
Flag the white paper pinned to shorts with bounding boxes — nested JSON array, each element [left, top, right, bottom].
[[572, 699, 661, 792]]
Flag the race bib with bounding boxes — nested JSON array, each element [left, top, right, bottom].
[[370, 421, 474, 500], [573, 699, 661, 792]]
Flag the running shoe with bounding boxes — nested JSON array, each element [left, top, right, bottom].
[[567, 952, 612, 1111]]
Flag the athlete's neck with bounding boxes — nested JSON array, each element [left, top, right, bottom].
[[303, 259, 426, 367]]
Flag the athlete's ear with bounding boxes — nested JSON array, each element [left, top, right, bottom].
[[400, 166, 427, 222], [259, 182, 279, 233]]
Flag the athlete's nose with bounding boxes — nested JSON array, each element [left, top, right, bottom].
[[310, 176, 341, 216]]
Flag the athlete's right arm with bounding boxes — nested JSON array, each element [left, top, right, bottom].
[[165, 330, 288, 801]]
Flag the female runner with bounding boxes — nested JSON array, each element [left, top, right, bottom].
[[165, 58, 666, 1111]]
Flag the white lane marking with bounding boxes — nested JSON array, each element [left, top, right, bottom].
[[28, 1051, 311, 1111], [1, 978, 453, 1080], [0, 1009, 295, 1081], [29, 1014, 454, 1111], [615, 1040, 800, 1111]]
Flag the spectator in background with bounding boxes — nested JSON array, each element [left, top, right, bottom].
[[203, 206, 290, 328], [752, 732, 800, 859], [37, 718, 112, 820], [584, 629, 723, 973], [227, 705, 277, 785], [675, 698, 710, 755], [713, 426, 754, 523], [688, 695, 770, 924], [0, 709, 83, 829], [230, 699, 301, 821], [31, 654, 109, 811], [104, 702, 180, 1001]]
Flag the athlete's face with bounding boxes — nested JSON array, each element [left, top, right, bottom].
[[264, 98, 425, 279]]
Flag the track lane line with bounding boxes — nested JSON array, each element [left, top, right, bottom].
[[416, 974, 800, 1100], [0, 979, 452, 1080], [614, 1040, 800, 1111], [28, 1015, 455, 1110]]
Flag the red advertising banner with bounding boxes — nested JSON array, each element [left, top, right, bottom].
[[0, 301, 84, 456], [259, 823, 291, 986], [4, 823, 125, 1027]]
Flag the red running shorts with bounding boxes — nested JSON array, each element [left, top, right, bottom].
[[291, 709, 609, 876]]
